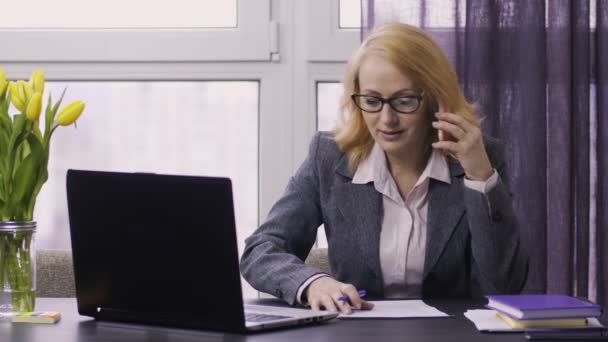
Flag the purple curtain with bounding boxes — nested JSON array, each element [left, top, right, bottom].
[[598, 0, 608, 306], [363, 0, 608, 305]]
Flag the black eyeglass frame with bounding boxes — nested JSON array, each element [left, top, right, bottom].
[[350, 92, 425, 114]]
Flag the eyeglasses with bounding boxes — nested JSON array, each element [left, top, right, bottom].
[[351, 93, 424, 114]]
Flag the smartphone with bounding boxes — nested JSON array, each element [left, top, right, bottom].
[[525, 330, 608, 340], [429, 98, 456, 142]]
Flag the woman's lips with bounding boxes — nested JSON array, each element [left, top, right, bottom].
[[379, 130, 404, 141]]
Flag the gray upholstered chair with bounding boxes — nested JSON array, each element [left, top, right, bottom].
[[33, 248, 327, 298], [305, 247, 330, 274], [36, 249, 76, 297]]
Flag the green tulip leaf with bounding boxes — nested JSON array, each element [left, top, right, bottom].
[[9, 115, 29, 158], [22, 134, 46, 219], [0, 97, 10, 126], [26, 134, 43, 163], [0, 177, 5, 202], [51, 88, 67, 121], [0, 129, 8, 163], [44, 94, 53, 143], [9, 152, 40, 220], [31, 122, 43, 142], [0, 105, 10, 134]]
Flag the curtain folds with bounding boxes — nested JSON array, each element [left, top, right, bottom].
[[363, 0, 607, 305], [597, 0, 608, 306]]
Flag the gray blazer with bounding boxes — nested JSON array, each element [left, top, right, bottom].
[[240, 132, 528, 305]]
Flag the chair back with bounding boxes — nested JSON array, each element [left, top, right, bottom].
[[305, 247, 330, 274], [36, 249, 76, 297]]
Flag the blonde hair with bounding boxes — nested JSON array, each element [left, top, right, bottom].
[[334, 23, 478, 170]]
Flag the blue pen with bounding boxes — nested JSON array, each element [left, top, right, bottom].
[[338, 290, 366, 301]]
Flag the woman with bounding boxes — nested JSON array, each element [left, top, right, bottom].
[[240, 23, 528, 315]]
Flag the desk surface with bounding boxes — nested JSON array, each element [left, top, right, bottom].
[[2, 298, 600, 342]]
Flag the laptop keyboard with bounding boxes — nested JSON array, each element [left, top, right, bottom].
[[245, 312, 290, 323]]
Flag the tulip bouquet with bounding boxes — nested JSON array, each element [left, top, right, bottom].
[[0, 66, 85, 312]]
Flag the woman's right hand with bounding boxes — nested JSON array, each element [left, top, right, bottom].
[[304, 276, 374, 314]]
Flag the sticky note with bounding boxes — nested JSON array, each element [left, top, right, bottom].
[[11, 311, 61, 324]]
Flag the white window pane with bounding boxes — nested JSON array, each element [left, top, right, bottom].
[[340, 0, 362, 28], [1, 0, 236, 28], [317, 82, 343, 131], [33, 81, 257, 297]]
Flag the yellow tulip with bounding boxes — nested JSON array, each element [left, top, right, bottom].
[[29, 70, 45, 94], [16, 80, 27, 98], [23, 81, 33, 101], [26, 92, 42, 121], [8, 81, 25, 111], [56, 100, 85, 126], [0, 67, 6, 96]]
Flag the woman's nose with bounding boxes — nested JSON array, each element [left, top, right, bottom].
[[379, 104, 399, 125]]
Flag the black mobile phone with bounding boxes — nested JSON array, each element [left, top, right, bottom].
[[525, 330, 608, 340], [427, 97, 439, 116], [429, 98, 456, 143]]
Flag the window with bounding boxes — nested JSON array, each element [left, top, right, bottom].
[[1, 0, 361, 299], [317, 82, 343, 132], [36, 81, 259, 297]]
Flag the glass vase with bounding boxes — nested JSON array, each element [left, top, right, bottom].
[[0, 221, 36, 313]]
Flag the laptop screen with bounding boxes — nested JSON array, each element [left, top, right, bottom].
[[66, 170, 246, 330]]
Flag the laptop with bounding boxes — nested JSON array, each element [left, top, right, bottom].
[[66, 169, 337, 332]]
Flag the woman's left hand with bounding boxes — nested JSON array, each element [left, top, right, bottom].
[[431, 110, 494, 181]]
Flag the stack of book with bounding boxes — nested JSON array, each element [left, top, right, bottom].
[[486, 294, 603, 330]]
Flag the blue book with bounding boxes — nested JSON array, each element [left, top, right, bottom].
[[486, 294, 602, 320]]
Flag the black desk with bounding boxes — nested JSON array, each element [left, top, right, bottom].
[[0, 298, 583, 342]]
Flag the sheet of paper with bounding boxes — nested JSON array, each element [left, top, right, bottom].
[[464, 309, 605, 332], [338, 300, 449, 319]]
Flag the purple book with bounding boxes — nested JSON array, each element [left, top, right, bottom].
[[486, 295, 603, 320]]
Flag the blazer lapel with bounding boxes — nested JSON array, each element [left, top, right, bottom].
[[424, 160, 466, 278], [333, 155, 384, 294]]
